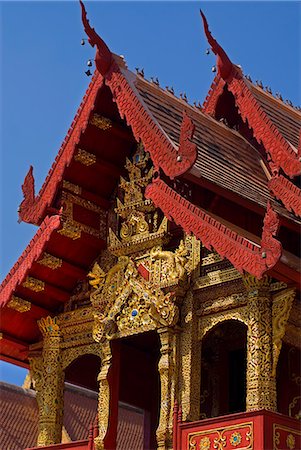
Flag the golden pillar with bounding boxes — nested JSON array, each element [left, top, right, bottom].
[[180, 290, 201, 421], [244, 275, 276, 411], [156, 327, 178, 450], [36, 316, 64, 446], [94, 340, 112, 450]]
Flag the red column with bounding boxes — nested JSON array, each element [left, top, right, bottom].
[[104, 341, 120, 450]]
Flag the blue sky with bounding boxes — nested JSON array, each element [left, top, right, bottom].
[[0, 1, 300, 385]]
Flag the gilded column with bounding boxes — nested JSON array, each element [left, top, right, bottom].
[[94, 340, 112, 450], [180, 289, 201, 421], [244, 275, 276, 411], [37, 316, 64, 446], [157, 327, 178, 450]]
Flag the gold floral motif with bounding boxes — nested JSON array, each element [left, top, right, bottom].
[[287, 433, 295, 449], [38, 253, 63, 270], [200, 436, 211, 449], [7, 295, 31, 313], [74, 148, 96, 165], [90, 113, 112, 130], [22, 276, 45, 292], [230, 431, 242, 447]]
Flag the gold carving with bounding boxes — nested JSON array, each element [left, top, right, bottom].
[[194, 267, 241, 290], [244, 275, 276, 411], [94, 340, 112, 450], [199, 307, 248, 340], [202, 252, 222, 266], [7, 295, 31, 313], [156, 328, 178, 450], [62, 180, 82, 195], [230, 431, 242, 446], [180, 290, 201, 422], [197, 293, 246, 316], [273, 424, 301, 450], [189, 422, 253, 450], [31, 316, 64, 446], [38, 253, 63, 270], [272, 288, 295, 376], [287, 434, 296, 450], [22, 276, 45, 292], [74, 148, 96, 166], [58, 222, 82, 240], [199, 437, 210, 450], [90, 113, 112, 130]]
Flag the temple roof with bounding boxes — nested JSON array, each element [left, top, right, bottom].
[[1, 4, 300, 366]]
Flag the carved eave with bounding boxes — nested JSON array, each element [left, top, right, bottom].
[[80, 1, 197, 179], [145, 178, 283, 279], [201, 12, 301, 181]]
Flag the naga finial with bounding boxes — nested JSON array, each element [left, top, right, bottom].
[[200, 10, 238, 81], [80, 0, 113, 76]]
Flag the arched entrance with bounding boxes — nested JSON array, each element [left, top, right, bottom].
[[200, 320, 247, 418], [117, 331, 161, 450]]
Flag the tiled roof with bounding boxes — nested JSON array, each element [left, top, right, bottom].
[[0, 381, 145, 450], [249, 83, 301, 149], [134, 74, 300, 224], [0, 381, 97, 449]]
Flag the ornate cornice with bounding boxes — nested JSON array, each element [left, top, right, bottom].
[[268, 175, 301, 217], [145, 178, 282, 279]]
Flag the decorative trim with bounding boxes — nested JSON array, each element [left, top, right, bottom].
[[0, 214, 61, 307], [201, 11, 301, 178], [188, 421, 253, 450], [74, 148, 96, 166], [202, 76, 225, 116], [145, 178, 282, 279], [199, 307, 248, 340], [7, 295, 31, 313], [273, 423, 301, 450], [81, 2, 197, 179], [38, 253, 63, 270], [62, 180, 82, 195], [268, 175, 301, 217], [22, 276, 45, 292], [90, 113, 112, 130], [194, 267, 241, 290]]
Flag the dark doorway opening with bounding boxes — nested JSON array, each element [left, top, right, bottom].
[[200, 320, 247, 418], [117, 331, 161, 450]]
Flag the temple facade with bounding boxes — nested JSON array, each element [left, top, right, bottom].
[[1, 3, 300, 450]]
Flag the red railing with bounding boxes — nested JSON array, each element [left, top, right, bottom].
[[173, 403, 301, 450]]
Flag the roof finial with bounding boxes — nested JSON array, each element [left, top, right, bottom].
[[80, 0, 113, 76], [200, 10, 238, 81]]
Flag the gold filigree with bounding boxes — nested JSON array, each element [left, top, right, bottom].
[[244, 275, 276, 411], [273, 424, 301, 450], [230, 431, 242, 447], [287, 434, 296, 450], [7, 295, 31, 313], [197, 293, 246, 316], [188, 422, 253, 450], [62, 180, 82, 195], [194, 267, 241, 290], [38, 316, 59, 335], [22, 276, 45, 292], [58, 221, 82, 240], [74, 148, 96, 166], [272, 288, 295, 376], [38, 253, 63, 270], [199, 436, 210, 450], [90, 113, 112, 130], [199, 307, 248, 340]]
